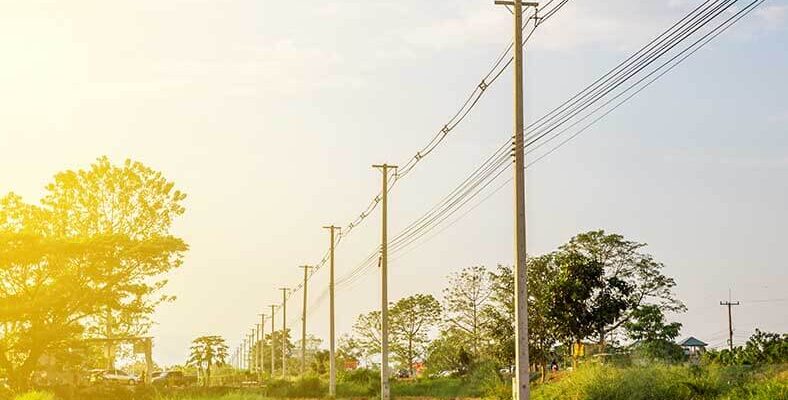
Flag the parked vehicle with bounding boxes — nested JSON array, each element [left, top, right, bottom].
[[151, 370, 187, 387], [90, 369, 139, 385], [396, 369, 411, 379]]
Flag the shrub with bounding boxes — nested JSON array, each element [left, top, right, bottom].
[[533, 364, 690, 400], [289, 375, 323, 397], [13, 392, 55, 400], [337, 368, 379, 396], [722, 375, 788, 400]]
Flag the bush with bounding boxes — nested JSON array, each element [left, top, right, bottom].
[[337, 368, 379, 397], [289, 375, 323, 397], [533, 364, 689, 400], [13, 392, 55, 400], [338, 367, 377, 384], [704, 330, 788, 366], [739, 379, 788, 400], [530, 363, 788, 400]]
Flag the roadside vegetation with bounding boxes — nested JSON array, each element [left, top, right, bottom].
[[1, 158, 785, 400]]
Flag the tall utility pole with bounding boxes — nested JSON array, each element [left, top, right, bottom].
[[249, 330, 255, 372], [323, 225, 340, 397], [720, 296, 740, 351], [299, 265, 313, 375], [495, 2, 537, 400], [270, 304, 277, 375], [279, 288, 290, 378], [259, 313, 267, 378], [372, 163, 396, 400], [255, 324, 262, 374], [242, 338, 247, 370]]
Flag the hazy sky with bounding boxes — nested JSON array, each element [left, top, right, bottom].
[[1, 0, 786, 366]]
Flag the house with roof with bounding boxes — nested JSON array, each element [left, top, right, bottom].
[[678, 336, 708, 357]]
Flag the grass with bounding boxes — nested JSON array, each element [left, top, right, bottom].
[[12, 392, 55, 400], [155, 394, 263, 400], [392, 377, 485, 398], [9, 364, 787, 400], [530, 363, 788, 400]]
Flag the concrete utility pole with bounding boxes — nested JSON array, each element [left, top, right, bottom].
[[249, 330, 255, 372], [323, 225, 340, 397], [372, 163, 397, 400], [494, 1, 537, 399], [299, 266, 313, 375], [256, 324, 262, 375], [270, 304, 277, 375], [259, 313, 267, 378], [242, 338, 247, 370], [280, 288, 290, 378], [720, 297, 740, 351]]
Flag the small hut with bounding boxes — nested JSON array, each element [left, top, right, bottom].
[[678, 337, 708, 356]]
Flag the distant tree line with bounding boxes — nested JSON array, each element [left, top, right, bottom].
[[703, 330, 788, 366], [343, 230, 687, 381]]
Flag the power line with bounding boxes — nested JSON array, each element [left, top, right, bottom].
[[263, 0, 571, 318], [237, 0, 766, 358], [331, 0, 765, 292]]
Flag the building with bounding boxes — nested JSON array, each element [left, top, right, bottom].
[[678, 337, 708, 357]]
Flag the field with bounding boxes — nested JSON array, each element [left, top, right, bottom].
[[8, 363, 787, 400]]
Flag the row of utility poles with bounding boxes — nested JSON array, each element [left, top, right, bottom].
[[230, 2, 536, 399], [229, 228, 339, 397]]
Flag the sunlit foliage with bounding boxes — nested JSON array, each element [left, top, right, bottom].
[[0, 157, 187, 390]]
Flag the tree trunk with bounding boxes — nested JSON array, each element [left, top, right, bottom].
[[408, 338, 414, 377], [572, 340, 579, 369], [8, 369, 32, 392], [7, 349, 41, 392], [598, 330, 606, 353], [540, 363, 546, 383]]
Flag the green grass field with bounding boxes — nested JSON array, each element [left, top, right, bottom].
[[9, 364, 787, 400]]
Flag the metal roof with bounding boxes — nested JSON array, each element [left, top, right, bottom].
[[678, 336, 708, 347]]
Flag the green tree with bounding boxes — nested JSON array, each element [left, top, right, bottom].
[[295, 334, 323, 373], [43, 157, 187, 340], [558, 230, 684, 345], [0, 158, 187, 390], [741, 329, 788, 364], [443, 266, 492, 357], [310, 349, 329, 375], [624, 304, 682, 342], [390, 294, 442, 376], [351, 310, 382, 363], [526, 257, 563, 380], [706, 330, 788, 365], [337, 334, 364, 369], [482, 265, 515, 370], [547, 250, 632, 366], [625, 305, 684, 362], [265, 329, 295, 373], [187, 335, 228, 386], [484, 260, 564, 381], [425, 329, 472, 375]]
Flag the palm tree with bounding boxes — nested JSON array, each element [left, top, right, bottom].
[[187, 335, 228, 387]]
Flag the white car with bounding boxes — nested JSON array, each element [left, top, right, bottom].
[[92, 369, 139, 385]]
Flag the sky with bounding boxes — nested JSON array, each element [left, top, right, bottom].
[[1, 0, 786, 366]]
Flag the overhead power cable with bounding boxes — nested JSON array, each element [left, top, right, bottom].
[[256, 0, 571, 328], [328, 0, 764, 298]]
